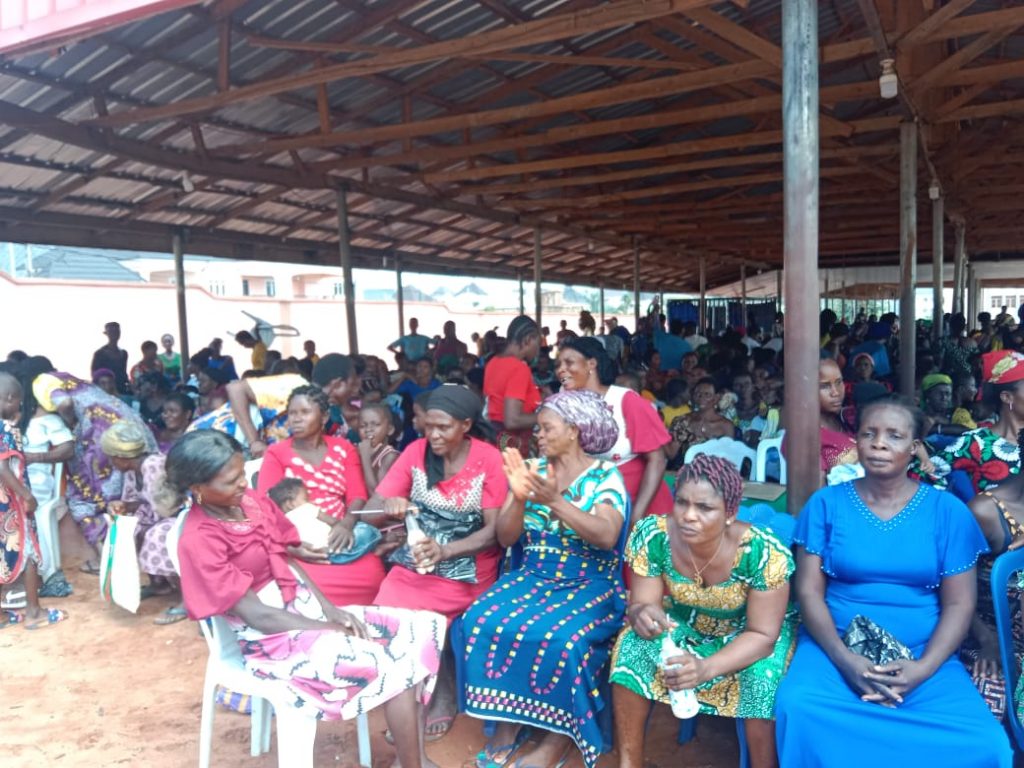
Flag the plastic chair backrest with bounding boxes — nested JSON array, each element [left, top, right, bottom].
[[166, 507, 190, 575], [736, 503, 796, 545], [990, 548, 1024, 751], [685, 437, 757, 478], [754, 429, 786, 483]]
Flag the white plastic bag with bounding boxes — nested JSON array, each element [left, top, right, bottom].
[[99, 513, 141, 613]]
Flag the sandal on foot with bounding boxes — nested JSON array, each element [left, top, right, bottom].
[[475, 726, 531, 768], [512, 755, 569, 768], [154, 606, 189, 625], [424, 714, 455, 743], [140, 584, 173, 600], [23, 608, 69, 630], [79, 561, 101, 576], [0, 610, 24, 629]]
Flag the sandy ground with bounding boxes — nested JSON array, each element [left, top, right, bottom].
[[3, 518, 739, 768]]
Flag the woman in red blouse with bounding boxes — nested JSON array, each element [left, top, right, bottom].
[[483, 315, 542, 453], [257, 385, 385, 606], [173, 431, 446, 768]]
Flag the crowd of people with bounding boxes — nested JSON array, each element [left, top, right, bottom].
[[2, 302, 1024, 767]]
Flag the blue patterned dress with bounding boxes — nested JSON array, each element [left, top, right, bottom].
[[460, 458, 627, 768]]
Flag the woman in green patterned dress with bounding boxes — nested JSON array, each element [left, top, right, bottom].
[[610, 454, 796, 768]]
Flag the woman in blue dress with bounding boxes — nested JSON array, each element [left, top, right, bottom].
[[460, 389, 626, 768], [775, 395, 1012, 767]]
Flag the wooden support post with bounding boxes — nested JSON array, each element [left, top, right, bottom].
[[899, 122, 917, 397], [533, 226, 542, 327], [599, 284, 606, 332], [173, 230, 190, 383], [336, 189, 359, 354], [967, 265, 978, 329], [633, 238, 641, 331], [953, 221, 966, 316], [518, 269, 525, 316], [932, 194, 944, 343], [395, 254, 405, 339], [782, 0, 821, 514], [699, 255, 707, 332], [776, 268, 783, 314], [217, 22, 231, 92]]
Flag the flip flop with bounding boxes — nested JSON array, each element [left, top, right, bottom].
[[424, 714, 455, 743], [511, 754, 569, 768], [23, 608, 69, 630], [140, 584, 174, 600], [154, 606, 189, 625], [79, 561, 101, 576], [475, 725, 531, 768], [0, 610, 24, 629]]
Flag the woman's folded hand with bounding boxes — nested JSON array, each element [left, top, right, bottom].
[[836, 651, 900, 705], [863, 658, 932, 703], [288, 543, 330, 563], [328, 519, 355, 553], [628, 604, 674, 640], [326, 607, 369, 640], [663, 653, 705, 690]]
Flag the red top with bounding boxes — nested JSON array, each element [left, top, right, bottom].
[[257, 435, 368, 520], [483, 356, 541, 424], [376, 437, 508, 512], [179, 491, 300, 621], [620, 389, 671, 454]]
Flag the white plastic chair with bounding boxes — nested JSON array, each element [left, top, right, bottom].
[[753, 429, 787, 484], [684, 436, 757, 478], [170, 509, 371, 768], [34, 462, 64, 581]]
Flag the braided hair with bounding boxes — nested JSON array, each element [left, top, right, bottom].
[[675, 454, 743, 518]]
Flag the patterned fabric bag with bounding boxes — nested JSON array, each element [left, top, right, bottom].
[[389, 505, 482, 583]]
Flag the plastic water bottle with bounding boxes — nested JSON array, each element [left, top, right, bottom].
[[405, 512, 434, 575], [660, 635, 700, 719]]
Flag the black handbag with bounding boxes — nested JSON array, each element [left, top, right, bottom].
[[389, 504, 483, 584], [842, 614, 914, 666]]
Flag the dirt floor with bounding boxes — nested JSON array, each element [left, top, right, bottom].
[[3, 518, 739, 768]]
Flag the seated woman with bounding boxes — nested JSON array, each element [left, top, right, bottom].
[[667, 377, 736, 466], [774, 395, 1012, 767], [173, 430, 446, 768], [921, 373, 969, 440], [965, 432, 1024, 720], [809, 357, 858, 484], [370, 385, 507, 742], [257, 385, 385, 606], [154, 391, 195, 453], [611, 455, 796, 768], [99, 420, 185, 624], [463, 389, 627, 768]]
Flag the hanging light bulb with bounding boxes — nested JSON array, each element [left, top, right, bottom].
[[928, 180, 941, 200], [879, 59, 898, 99]]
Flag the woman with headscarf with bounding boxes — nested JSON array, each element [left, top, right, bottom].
[[921, 373, 968, 440], [31, 369, 157, 574], [933, 350, 1024, 494], [369, 384, 507, 742], [611, 455, 797, 768], [556, 337, 672, 520], [483, 315, 542, 453], [462, 389, 628, 768], [99, 420, 185, 623]]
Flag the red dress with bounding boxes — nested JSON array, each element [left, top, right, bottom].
[[257, 435, 385, 606], [484, 356, 541, 452], [373, 437, 507, 623]]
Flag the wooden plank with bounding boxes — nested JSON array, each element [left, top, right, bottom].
[[911, 26, 1021, 94], [897, 0, 978, 47], [939, 98, 1024, 123], [87, 0, 719, 127], [217, 20, 231, 91], [682, 7, 782, 68], [219, 59, 777, 156]]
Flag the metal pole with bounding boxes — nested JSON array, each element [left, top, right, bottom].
[[740, 262, 747, 329], [533, 226, 542, 327], [898, 122, 917, 397], [782, 0, 821, 514], [632, 238, 641, 331], [699, 255, 707, 332], [518, 269, 525, 315], [952, 221, 966, 316], [931, 194, 944, 343], [395, 254, 405, 339], [336, 189, 359, 354], [172, 230, 190, 383]]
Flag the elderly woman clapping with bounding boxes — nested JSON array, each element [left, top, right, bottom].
[[611, 455, 797, 768], [461, 389, 628, 768]]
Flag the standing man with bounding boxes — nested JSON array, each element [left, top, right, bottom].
[[91, 321, 130, 394], [387, 317, 432, 362]]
